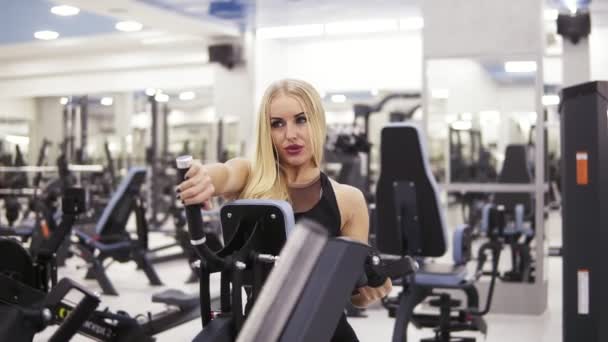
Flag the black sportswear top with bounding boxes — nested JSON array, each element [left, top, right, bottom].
[[289, 172, 360, 342]]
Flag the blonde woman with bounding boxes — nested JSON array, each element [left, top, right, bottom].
[[177, 78, 391, 342]]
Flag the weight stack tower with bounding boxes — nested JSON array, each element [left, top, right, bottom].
[[560, 81, 608, 342]]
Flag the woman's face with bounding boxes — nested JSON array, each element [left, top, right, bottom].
[[268, 94, 314, 168]]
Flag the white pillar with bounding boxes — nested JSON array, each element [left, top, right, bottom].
[[212, 34, 256, 160], [562, 37, 591, 87]]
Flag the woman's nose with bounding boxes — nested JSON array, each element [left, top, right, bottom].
[[285, 122, 297, 140]]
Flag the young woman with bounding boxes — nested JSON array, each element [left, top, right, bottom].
[[177, 78, 391, 342]]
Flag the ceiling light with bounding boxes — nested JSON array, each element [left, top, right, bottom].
[[325, 19, 398, 35], [115, 21, 143, 32], [431, 89, 449, 99], [145, 88, 157, 96], [34, 30, 59, 40], [100, 97, 114, 106], [331, 94, 347, 103], [399, 17, 424, 30], [370, 89, 379, 96], [257, 24, 324, 40], [59, 97, 69, 105], [542, 94, 560, 106], [155, 93, 169, 102], [179, 91, 196, 101], [51, 5, 80, 16], [504, 61, 537, 73]]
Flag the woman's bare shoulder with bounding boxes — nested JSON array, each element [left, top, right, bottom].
[[329, 179, 367, 215]]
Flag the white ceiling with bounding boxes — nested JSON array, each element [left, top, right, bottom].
[[255, 0, 421, 27], [0, 0, 606, 67]]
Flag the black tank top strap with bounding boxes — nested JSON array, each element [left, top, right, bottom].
[[319, 172, 341, 229]]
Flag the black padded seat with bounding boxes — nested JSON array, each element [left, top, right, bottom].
[[414, 264, 469, 288]]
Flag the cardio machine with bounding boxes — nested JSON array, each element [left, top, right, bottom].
[[175, 155, 418, 342]]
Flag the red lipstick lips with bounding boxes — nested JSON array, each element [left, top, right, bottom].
[[285, 144, 303, 156]]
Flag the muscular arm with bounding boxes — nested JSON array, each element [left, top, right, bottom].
[[179, 157, 250, 205], [204, 158, 251, 196], [339, 185, 370, 243], [336, 184, 392, 308]]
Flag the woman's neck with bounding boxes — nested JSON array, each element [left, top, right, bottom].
[[282, 162, 320, 185]]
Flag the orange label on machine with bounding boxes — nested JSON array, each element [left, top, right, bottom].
[[576, 152, 588, 185]]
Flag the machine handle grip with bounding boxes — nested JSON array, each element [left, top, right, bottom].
[[176, 155, 225, 270]]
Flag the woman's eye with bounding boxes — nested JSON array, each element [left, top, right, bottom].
[[271, 120, 284, 128], [296, 116, 307, 124]]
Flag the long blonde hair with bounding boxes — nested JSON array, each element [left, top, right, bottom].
[[240, 79, 326, 201]]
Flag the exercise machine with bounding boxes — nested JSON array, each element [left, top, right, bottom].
[[375, 123, 500, 342], [0, 187, 201, 342], [0, 187, 101, 342], [238, 219, 417, 342], [73, 167, 162, 295], [175, 155, 418, 341]]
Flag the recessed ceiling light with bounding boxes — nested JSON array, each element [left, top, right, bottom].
[[179, 91, 196, 101], [331, 94, 347, 103], [145, 88, 157, 96], [60, 97, 69, 105], [100, 97, 114, 106], [155, 93, 170, 102], [34, 30, 59, 40], [51, 5, 80, 16], [115, 21, 143, 32]]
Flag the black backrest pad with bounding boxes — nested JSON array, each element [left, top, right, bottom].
[[95, 167, 147, 236], [375, 124, 447, 257], [494, 145, 533, 213]]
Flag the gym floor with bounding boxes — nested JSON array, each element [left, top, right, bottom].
[[35, 208, 563, 342]]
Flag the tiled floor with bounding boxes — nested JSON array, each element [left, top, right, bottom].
[[35, 208, 564, 342]]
